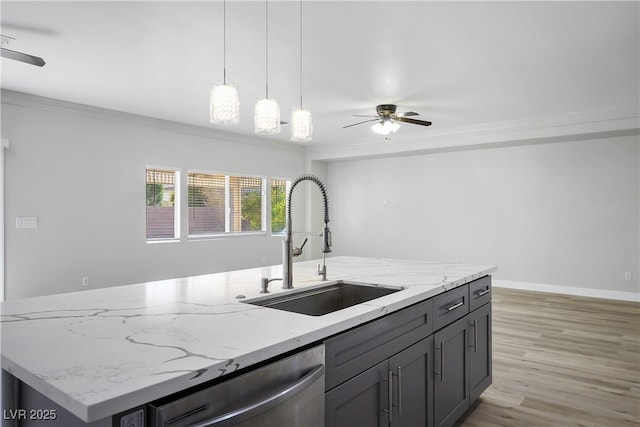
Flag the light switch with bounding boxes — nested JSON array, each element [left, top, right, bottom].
[[16, 217, 38, 229]]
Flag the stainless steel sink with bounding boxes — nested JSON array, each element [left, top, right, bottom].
[[243, 281, 402, 316]]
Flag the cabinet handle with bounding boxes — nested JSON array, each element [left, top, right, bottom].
[[397, 366, 403, 415], [475, 288, 490, 297], [446, 301, 464, 311], [435, 341, 445, 381], [474, 319, 478, 353], [388, 370, 394, 422], [469, 319, 478, 353]]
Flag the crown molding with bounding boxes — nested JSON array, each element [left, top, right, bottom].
[[307, 108, 640, 162], [3, 89, 637, 162], [0, 89, 305, 155]]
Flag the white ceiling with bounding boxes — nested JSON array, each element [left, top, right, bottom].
[[1, 1, 639, 151]]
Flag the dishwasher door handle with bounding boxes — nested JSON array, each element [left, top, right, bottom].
[[192, 364, 325, 427]]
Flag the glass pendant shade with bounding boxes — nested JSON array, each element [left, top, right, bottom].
[[291, 108, 312, 142], [210, 83, 240, 125], [254, 98, 281, 134], [372, 120, 400, 135]]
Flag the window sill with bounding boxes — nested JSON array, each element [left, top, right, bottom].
[[146, 238, 180, 244], [188, 232, 267, 241]]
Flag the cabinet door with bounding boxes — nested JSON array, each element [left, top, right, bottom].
[[389, 336, 434, 427], [325, 360, 390, 427], [469, 302, 492, 403], [433, 316, 469, 427]]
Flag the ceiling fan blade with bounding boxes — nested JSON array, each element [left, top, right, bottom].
[[397, 111, 419, 117], [395, 116, 432, 126], [280, 121, 289, 126], [343, 118, 379, 129], [1, 48, 45, 67], [351, 114, 379, 118]]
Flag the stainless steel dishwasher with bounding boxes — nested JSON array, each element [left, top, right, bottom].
[[147, 345, 325, 427]]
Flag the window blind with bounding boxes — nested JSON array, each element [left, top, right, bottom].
[[188, 173, 265, 235], [188, 173, 226, 235]]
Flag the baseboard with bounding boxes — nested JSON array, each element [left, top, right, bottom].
[[493, 280, 640, 302]]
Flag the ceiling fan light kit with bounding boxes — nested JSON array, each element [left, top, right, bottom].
[[210, 0, 240, 125], [372, 120, 400, 135]]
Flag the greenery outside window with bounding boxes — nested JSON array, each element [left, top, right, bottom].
[[188, 172, 266, 236], [271, 178, 290, 234], [146, 167, 180, 241]]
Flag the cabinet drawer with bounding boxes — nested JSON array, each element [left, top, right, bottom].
[[324, 298, 433, 391], [469, 276, 491, 311], [432, 284, 469, 331]]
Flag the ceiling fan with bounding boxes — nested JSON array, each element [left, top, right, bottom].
[[1, 35, 46, 67], [343, 104, 432, 135]]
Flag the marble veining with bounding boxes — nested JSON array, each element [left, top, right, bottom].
[[0, 256, 496, 422]]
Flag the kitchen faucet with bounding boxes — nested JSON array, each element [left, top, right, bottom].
[[282, 174, 332, 289]]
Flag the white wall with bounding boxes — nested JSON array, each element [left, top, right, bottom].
[[1, 93, 307, 300], [328, 135, 640, 295], [1, 138, 7, 302]]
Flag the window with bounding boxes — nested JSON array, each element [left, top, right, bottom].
[[146, 168, 180, 241], [271, 178, 290, 233], [188, 173, 226, 235], [188, 172, 266, 236]]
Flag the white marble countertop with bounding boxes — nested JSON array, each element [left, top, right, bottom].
[[0, 256, 496, 422]]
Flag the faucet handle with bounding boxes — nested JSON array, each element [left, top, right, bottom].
[[292, 237, 308, 257]]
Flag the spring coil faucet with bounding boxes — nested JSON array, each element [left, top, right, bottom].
[[282, 174, 332, 289]]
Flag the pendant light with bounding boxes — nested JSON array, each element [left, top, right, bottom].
[[255, 0, 281, 134], [291, 0, 312, 142], [210, 0, 239, 125]]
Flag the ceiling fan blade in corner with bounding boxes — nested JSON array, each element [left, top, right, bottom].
[[395, 116, 432, 126], [343, 118, 379, 129], [280, 121, 289, 126], [1, 48, 45, 67], [397, 111, 419, 117], [351, 114, 379, 118]]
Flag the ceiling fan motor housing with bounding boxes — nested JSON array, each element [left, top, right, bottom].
[[376, 104, 397, 116]]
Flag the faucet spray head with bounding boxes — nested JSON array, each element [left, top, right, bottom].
[[322, 223, 332, 253]]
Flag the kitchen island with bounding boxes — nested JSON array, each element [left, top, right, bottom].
[[1, 256, 496, 425]]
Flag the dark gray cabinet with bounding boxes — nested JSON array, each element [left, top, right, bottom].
[[325, 336, 434, 427], [433, 315, 470, 427], [324, 276, 492, 427], [433, 281, 492, 427], [389, 336, 434, 427], [324, 297, 433, 427], [325, 360, 389, 427], [469, 302, 492, 403]]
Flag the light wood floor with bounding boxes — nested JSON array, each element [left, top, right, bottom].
[[456, 287, 640, 427]]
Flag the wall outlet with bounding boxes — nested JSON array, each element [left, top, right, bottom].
[[624, 272, 632, 281], [16, 217, 38, 229], [82, 277, 89, 287]]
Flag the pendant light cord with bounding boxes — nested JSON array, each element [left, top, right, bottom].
[[299, 0, 303, 108], [265, 0, 269, 98], [223, 0, 227, 84]]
